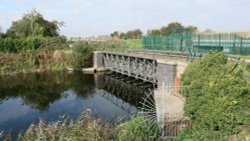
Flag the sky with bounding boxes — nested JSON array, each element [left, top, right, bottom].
[[0, 0, 250, 37]]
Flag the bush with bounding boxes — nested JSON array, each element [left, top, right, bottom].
[[178, 53, 250, 140], [0, 36, 67, 53], [68, 41, 93, 70], [116, 117, 161, 141]]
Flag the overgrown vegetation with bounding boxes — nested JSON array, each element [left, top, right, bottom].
[[0, 49, 68, 75], [0, 36, 66, 53], [68, 42, 93, 70], [176, 53, 250, 141], [0, 10, 70, 75], [18, 111, 113, 141], [116, 117, 161, 141], [124, 39, 142, 48], [10, 111, 160, 141]]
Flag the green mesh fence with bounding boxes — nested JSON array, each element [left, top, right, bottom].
[[143, 33, 250, 55]]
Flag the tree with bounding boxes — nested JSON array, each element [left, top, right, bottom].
[[125, 29, 143, 39], [146, 23, 198, 36], [119, 32, 126, 39], [132, 29, 142, 39], [186, 25, 198, 33], [147, 29, 161, 36], [6, 9, 63, 38], [160, 22, 184, 35], [110, 31, 119, 38]]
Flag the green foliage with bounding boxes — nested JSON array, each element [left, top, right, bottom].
[[116, 117, 161, 141], [126, 29, 143, 39], [110, 31, 119, 38], [68, 41, 93, 70], [147, 22, 197, 36], [6, 9, 63, 38], [160, 22, 184, 35], [18, 112, 113, 141], [0, 36, 67, 53], [179, 53, 250, 140], [0, 49, 68, 75], [175, 128, 226, 141], [18, 114, 161, 141], [146, 29, 161, 36], [124, 39, 142, 48], [110, 29, 143, 39]]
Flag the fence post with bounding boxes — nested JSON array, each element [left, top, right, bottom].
[[198, 34, 200, 48]]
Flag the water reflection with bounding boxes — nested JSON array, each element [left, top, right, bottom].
[[102, 74, 154, 108], [0, 71, 153, 139], [0, 72, 95, 110]]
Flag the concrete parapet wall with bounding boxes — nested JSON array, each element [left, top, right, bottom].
[[93, 51, 104, 69], [156, 60, 177, 95]]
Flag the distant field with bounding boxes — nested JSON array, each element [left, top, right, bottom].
[[124, 39, 142, 49]]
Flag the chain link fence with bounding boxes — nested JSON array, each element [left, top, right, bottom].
[[143, 33, 250, 55]]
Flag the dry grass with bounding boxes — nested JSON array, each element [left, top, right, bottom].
[[18, 111, 114, 141], [0, 50, 68, 75]]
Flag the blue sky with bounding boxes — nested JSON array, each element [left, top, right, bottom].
[[0, 0, 250, 37]]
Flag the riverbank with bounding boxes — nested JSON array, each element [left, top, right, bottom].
[[0, 50, 69, 75], [0, 110, 160, 141], [0, 39, 136, 76]]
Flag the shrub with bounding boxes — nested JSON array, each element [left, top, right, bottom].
[[116, 117, 161, 141], [68, 41, 93, 70], [0, 36, 67, 53], [177, 53, 250, 140]]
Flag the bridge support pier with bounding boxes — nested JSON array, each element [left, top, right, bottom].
[[155, 60, 187, 135], [157, 60, 177, 95], [93, 51, 109, 72], [93, 51, 104, 68]]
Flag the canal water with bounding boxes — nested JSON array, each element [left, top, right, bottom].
[[0, 71, 153, 139]]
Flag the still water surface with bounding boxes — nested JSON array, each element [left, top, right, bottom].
[[0, 71, 153, 139]]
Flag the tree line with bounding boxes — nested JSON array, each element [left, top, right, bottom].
[[147, 22, 197, 36], [110, 29, 143, 39], [110, 22, 198, 39]]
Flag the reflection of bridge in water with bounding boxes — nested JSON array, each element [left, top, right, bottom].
[[95, 73, 154, 115]]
